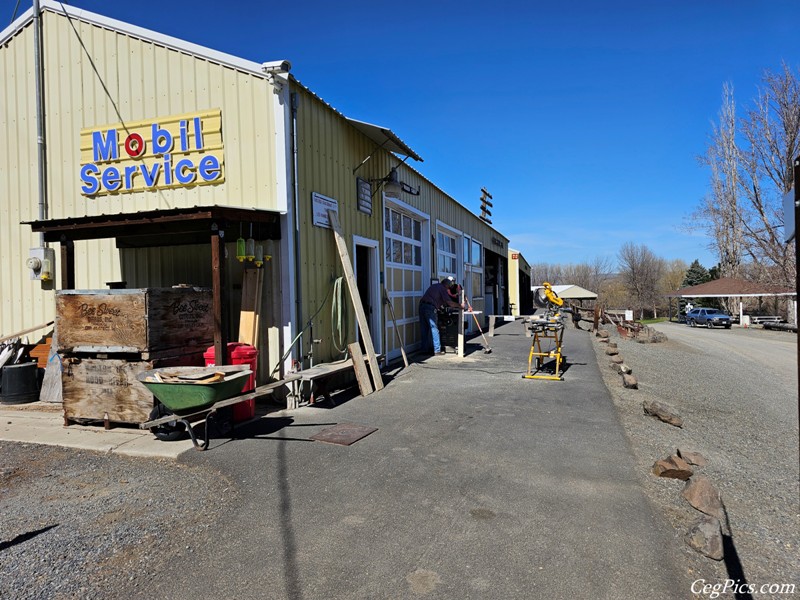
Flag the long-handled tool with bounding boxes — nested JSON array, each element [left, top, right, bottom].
[[462, 293, 492, 354]]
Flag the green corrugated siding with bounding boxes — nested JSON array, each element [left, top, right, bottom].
[[293, 86, 509, 362]]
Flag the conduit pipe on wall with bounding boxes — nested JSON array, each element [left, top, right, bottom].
[[291, 92, 304, 367], [34, 0, 47, 246]]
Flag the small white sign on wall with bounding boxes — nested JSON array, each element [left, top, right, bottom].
[[312, 192, 339, 228]]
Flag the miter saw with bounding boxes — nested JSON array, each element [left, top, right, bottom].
[[524, 282, 567, 381]]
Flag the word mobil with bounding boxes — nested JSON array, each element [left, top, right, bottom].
[[80, 117, 222, 195]]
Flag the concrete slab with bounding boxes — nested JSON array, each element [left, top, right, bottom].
[[0, 404, 194, 459], [146, 323, 689, 599]]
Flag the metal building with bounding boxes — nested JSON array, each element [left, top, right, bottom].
[[508, 249, 533, 316], [0, 1, 510, 382]]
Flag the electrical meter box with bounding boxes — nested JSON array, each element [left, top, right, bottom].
[[27, 247, 56, 281]]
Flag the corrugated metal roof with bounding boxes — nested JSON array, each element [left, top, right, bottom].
[[2, 1, 267, 76], [532, 284, 598, 299], [667, 277, 795, 298], [346, 118, 422, 162]]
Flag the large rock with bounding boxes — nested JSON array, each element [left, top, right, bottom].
[[682, 475, 724, 521], [622, 374, 638, 389], [685, 515, 724, 560], [642, 400, 683, 427], [636, 328, 668, 344], [677, 449, 708, 466], [596, 329, 610, 338], [607, 342, 618, 349], [605, 347, 619, 356], [609, 355, 624, 364], [652, 455, 693, 480]]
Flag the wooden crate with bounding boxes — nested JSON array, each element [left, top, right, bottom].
[[56, 288, 213, 357], [61, 351, 203, 424]]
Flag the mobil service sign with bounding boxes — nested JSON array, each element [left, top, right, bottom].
[[80, 109, 225, 197]]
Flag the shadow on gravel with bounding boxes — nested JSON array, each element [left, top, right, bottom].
[[0, 524, 58, 551], [722, 507, 753, 600]]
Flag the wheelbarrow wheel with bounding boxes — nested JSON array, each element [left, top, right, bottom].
[[148, 402, 187, 442]]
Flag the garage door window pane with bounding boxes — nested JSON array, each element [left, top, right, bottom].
[[404, 242, 412, 265]]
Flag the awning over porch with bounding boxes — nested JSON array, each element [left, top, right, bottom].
[[25, 206, 283, 366], [24, 205, 281, 247], [665, 277, 795, 298]]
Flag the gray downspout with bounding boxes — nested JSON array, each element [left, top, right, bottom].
[[34, 0, 47, 245], [291, 92, 303, 367]]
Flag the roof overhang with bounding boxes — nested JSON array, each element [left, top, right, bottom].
[[532, 284, 598, 300], [346, 118, 423, 162], [665, 277, 795, 298], [24, 206, 281, 247], [666, 292, 796, 298]]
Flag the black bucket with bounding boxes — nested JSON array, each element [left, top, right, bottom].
[[0, 362, 40, 405]]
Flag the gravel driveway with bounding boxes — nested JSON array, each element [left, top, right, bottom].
[[591, 322, 798, 597], [1, 322, 796, 599]]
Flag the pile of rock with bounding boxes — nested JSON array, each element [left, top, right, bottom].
[[595, 325, 726, 561], [596, 329, 638, 389], [651, 448, 727, 561]]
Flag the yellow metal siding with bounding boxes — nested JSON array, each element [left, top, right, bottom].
[[0, 21, 52, 336], [292, 86, 509, 362], [43, 12, 278, 218], [0, 10, 283, 337], [293, 88, 387, 363]]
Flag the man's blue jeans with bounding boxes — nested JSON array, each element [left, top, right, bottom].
[[419, 302, 440, 353]]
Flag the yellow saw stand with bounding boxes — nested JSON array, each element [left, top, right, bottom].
[[523, 320, 565, 381]]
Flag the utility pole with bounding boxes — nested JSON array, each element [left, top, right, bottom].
[[479, 188, 493, 225], [794, 154, 799, 467]]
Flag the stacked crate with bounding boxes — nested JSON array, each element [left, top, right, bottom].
[[56, 288, 214, 425]]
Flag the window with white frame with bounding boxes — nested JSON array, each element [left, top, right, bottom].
[[384, 207, 422, 268], [464, 238, 484, 299], [437, 231, 457, 278]]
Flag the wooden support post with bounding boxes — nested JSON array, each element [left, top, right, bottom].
[[458, 289, 465, 358], [348, 343, 373, 396], [60, 238, 75, 290], [328, 210, 384, 391], [211, 226, 229, 365], [488, 315, 496, 337]]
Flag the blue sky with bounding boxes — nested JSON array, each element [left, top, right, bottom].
[[11, 1, 798, 270]]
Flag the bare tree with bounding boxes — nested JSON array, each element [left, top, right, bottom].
[[530, 257, 612, 294], [697, 83, 744, 280], [529, 263, 564, 286], [695, 64, 799, 289], [561, 257, 613, 294], [617, 242, 665, 318]]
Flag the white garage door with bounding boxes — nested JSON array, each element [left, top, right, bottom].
[[384, 205, 425, 359]]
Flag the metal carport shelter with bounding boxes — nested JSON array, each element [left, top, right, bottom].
[[665, 277, 796, 325], [25, 206, 281, 366], [531, 284, 598, 304]]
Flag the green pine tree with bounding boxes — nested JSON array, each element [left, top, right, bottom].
[[682, 260, 710, 288]]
